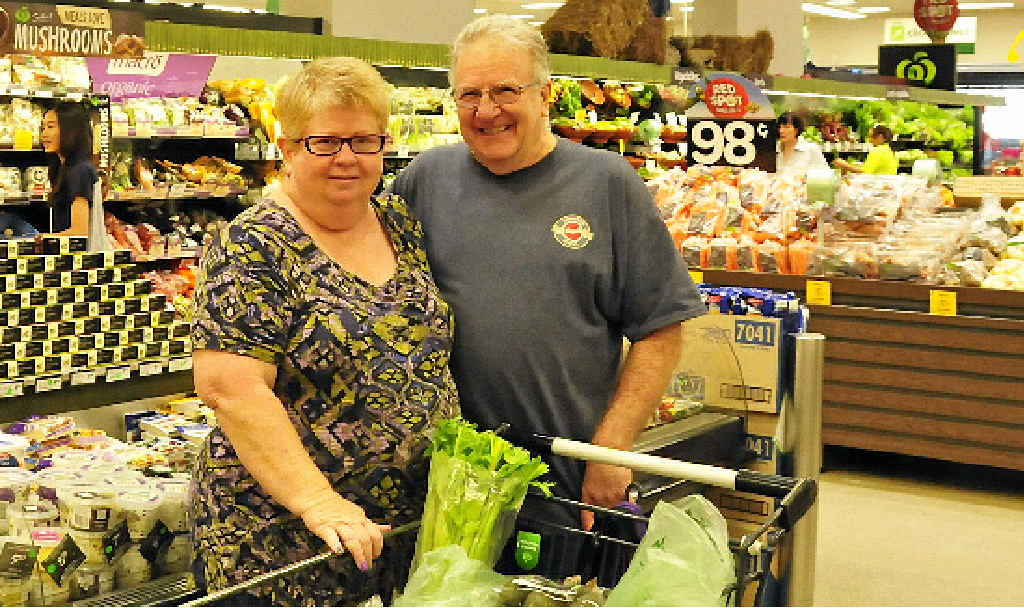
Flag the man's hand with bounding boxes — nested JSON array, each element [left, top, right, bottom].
[[580, 462, 633, 531]]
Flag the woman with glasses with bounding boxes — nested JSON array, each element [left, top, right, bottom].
[[190, 57, 458, 606]]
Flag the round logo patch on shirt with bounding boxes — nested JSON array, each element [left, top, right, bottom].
[[551, 215, 593, 250]]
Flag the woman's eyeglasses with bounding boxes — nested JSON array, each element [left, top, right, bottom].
[[452, 82, 542, 110], [295, 135, 388, 156]]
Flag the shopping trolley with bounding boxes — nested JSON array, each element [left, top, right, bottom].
[[181, 429, 817, 607]]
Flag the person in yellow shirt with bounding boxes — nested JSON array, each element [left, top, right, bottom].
[[834, 124, 898, 175]]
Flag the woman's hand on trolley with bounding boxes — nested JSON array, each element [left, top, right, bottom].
[[298, 491, 391, 572]]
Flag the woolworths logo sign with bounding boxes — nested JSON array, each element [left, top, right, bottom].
[[897, 51, 938, 86]]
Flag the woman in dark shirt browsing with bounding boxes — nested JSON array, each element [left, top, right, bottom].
[[41, 102, 97, 235]]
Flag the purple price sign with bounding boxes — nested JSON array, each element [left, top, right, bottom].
[[87, 53, 216, 100]]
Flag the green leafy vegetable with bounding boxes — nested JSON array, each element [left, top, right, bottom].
[[412, 418, 552, 573]]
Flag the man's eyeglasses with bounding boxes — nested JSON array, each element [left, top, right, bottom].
[[295, 135, 388, 156], [452, 82, 542, 110]]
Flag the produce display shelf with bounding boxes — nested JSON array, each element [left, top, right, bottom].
[[0, 85, 93, 102], [107, 188, 247, 202], [74, 572, 196, 607], [0, 193, 51, 205], [0, 146, 44, 153], [0, 368, 193, 424], [112, 128, 250, 140], [696, 268, 1024, 472], [134, 252, 200, 263]]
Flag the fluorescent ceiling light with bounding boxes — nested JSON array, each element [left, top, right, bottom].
[[528, 21, 544, 25], [959, 2, 1014, 7], [801, 2, 867, 18], [521, 2, 564, 8], [203, 4, 250, 12], [508, 14, 535, 19], [859, 6, 891, 12], [473, 8, 487, 13], [826, 0, 855, 4]]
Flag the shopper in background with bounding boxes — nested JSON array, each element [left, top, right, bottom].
[[391, 15, 704, 580], [42, 102, 97, 235], [190, 57, 458, 606], [776, 111, 828, 175], [834, 124, 899, 175]]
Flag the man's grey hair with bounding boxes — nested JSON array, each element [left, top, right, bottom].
[[450, 15, 551, 87]]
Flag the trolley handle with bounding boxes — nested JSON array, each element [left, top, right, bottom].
[[500, 426, 818, 531], [182, 521, 420, 607]]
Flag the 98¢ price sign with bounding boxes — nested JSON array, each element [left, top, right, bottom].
[[684, 73, 777, 172], [688, 119, 776, 170]]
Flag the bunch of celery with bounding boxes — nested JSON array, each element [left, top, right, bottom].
[[412, 418, 552, 572]]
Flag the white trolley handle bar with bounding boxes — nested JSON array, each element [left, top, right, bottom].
[[507, 431, 807, 500]]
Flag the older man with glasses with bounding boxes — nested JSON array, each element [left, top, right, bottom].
[[391, 15, 703, 581]]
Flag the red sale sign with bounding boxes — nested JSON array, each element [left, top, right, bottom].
[[914, 0, 959, 40], [704, 78, 750, 120]]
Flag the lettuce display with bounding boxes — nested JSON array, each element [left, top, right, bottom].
[[836, 99, 974, 154], [412, 418, 552, 572]]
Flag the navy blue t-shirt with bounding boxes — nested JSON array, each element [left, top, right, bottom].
[[392, 138, 704, 524], [51, 157, 97, 232]]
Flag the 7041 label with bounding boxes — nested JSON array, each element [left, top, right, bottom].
[[734, 319, 776, 347]]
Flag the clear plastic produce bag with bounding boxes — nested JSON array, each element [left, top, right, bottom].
[[605, 495, 735, 607], [395, 545, 509, 607]]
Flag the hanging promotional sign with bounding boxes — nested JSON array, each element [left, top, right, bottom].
[[879, 44, 957, 91], [884, 17, 976, 53], [0, 3, 145, 57], [685, 73, 776, 173], [913, 0, 959, 43], [87, 53, 217, 100]]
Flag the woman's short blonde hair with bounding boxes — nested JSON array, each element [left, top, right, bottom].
[[450, 15, 551, 87], [276, 57, 390, 139]]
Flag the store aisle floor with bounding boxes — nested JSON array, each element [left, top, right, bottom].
[[812, 447, 1024, 606]]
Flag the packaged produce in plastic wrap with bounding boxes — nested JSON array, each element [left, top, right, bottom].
[[1005, 235, 1024, 262], [1008, 201, 1024, 231], [822, 238, 879, 279], [410, 418, 550, 573], [680, 236, 707, 270], [605, 495, 734, 606], [788, 238, 823, 276], [396, 545, 509, 607], [825, 175, 923, 240], [981, 259, 1024, 291], [756, 240, 789, 274], [707, 237, 738, 270], [978, 194, 1019, 237]]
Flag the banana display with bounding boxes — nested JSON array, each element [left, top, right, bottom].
[[206, 77, 283, 143]]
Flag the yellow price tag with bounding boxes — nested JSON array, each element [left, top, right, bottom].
[[574, 109, 588, 123], [619, 138, 625, 155], [689, 270, 704, 284], [13, 129, 34, 151], [930, 290, 957, 316], [805, 280, 832, 306]]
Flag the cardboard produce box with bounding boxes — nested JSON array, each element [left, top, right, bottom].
[[670, 314, 785, 413]]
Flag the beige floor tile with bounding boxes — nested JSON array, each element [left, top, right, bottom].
[[811, 459, 1024, 606]]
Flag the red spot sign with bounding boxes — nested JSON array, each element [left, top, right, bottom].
[[704, 78, 750, 119], [914, 0, 959, 36]]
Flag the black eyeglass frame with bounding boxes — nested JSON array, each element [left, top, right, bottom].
[[293, 135, 390, 156]]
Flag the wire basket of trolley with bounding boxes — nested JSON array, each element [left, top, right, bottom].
[[182, 418, 817, 607]]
